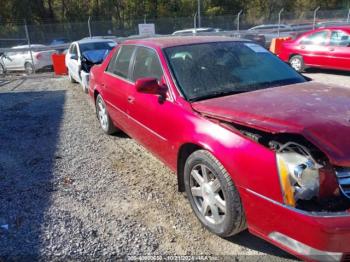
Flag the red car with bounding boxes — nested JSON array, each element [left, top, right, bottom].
[[279, 26, 350, 72], [89, 36, 350, 261]]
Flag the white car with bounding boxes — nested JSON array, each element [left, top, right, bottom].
[[65, 38, 116, 93], [0, 44, 54, 74], [172, 28, 223, 35], [248, 24, 292, 32]]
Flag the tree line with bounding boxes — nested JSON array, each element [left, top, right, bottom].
[[0, 0, 349, 25]]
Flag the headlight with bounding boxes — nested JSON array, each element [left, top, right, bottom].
[[277, 151, 322, 207]]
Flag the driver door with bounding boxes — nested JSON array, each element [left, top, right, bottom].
[[126, 46, 176, 164], [327, 30, 350, 71], [67, 44, 80, 81]]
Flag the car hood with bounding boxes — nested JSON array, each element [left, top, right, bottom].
[[191, 82, 350, 166]]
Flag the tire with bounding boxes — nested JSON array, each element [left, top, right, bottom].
[[0, 64, 5, 77], [95, 94, 118, 135], [289, 55, 305, 72], [184, 150, 246, 237], [82, 82, 88, 94], [24, 62, 34, 74], [68, 70, 77, 83]]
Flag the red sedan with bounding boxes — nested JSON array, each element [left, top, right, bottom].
[[279, 26, 350, 72], [89, 36, 350, 261]]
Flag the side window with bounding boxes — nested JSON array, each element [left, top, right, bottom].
[[300, 31, 328, 45], [70, 44, 77, 55], [132, 47, 163, 82], [330, 31, 350, 47], [107, 45, 135, 79]]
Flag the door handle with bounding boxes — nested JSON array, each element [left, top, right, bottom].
[[300, 46, 306, 50], [128, 96, 135, 104], [329, 48, 335, 52]]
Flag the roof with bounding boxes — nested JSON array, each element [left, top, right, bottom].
[[319, 25, 350, 31], [75, 38, 116, 44], [122, 36, 244, 49], [12, 44, 46, 49]]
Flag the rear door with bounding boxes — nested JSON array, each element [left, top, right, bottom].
[[297, 30, 330, 67], [3, 51, 22, 69], [327, 30, 350, 71], [101, 45, 136, 132]]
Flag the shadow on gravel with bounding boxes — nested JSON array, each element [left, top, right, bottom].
[[305, 68, 350, 76], [227, 230, 295, 260], [0, 90, 66, 259]]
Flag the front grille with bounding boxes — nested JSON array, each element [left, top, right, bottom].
[[335, 168, 350, 199]]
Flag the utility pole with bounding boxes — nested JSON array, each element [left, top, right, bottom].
[[347, 8, 350, 23], [197, 0, 201, 28]]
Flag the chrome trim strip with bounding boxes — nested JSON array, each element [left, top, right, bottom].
[[246, 188, 350, 218], [105, 100, 167, 142]]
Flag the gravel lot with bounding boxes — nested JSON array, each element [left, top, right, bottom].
[[0, 70, 349, 260]]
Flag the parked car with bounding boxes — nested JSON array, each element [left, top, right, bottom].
[[316, 21, 350, 29], [89, 36, 350, 261], [278, 26, 350, 72], [248, 24, 292, 32], [0, 44, 54, 74], [65, 38, 116, 93], [172, 28, 223, 35], [49, 38, 70, 46]]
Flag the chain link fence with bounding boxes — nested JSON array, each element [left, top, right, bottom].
[[0, 8, 349, 76]]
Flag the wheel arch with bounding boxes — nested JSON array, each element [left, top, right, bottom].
[[289, 53, 301, 60], [177, 143, 204, 192]]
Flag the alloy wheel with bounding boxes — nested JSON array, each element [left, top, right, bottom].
[[189, 164, 226, 225], [97, 98, 108, 131], [290, 58, 302, 71]]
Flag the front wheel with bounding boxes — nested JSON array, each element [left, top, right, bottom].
[[184, 150, 246, 237], [24, 62, 34, 74], [289, 55, 305, 72], [95, 94, 118, 135]]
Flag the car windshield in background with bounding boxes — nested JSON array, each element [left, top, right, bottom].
[[164, 42, 305, 101], [79, 41, 116, 53]]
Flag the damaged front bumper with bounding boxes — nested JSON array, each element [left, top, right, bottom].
[[242, 188, 350, 261]]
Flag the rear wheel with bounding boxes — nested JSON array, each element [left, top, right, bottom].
[[24, 62, 34, 74], [184, 150, 246, 237], [289, 55, 305, 72], [95, 94, 118, 135]]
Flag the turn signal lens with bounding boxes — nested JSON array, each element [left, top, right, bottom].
[[277, 155, 296, 207]]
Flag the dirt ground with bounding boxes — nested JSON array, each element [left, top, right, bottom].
[[0, 69, 349, 260]]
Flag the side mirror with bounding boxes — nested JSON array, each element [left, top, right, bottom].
[[135, 77, 168, 102]]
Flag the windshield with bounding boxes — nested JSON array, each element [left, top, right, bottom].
[[164, 42, 305, 101], [79, 41, 116, 53]]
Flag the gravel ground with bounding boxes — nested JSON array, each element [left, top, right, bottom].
[[0, 70, 349, 260]]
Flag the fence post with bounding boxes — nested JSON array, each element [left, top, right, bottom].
[[347, 9, 350, 23], [88, 16, 92, 38], [237, 10, 243, 33], [194, 12, 197, 33], [313, 6, 320, 30], [144, 15, 147, 24], [24, 20, 35, 74], [197, 0, 201, 28], [278, 8, 284, 37]]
